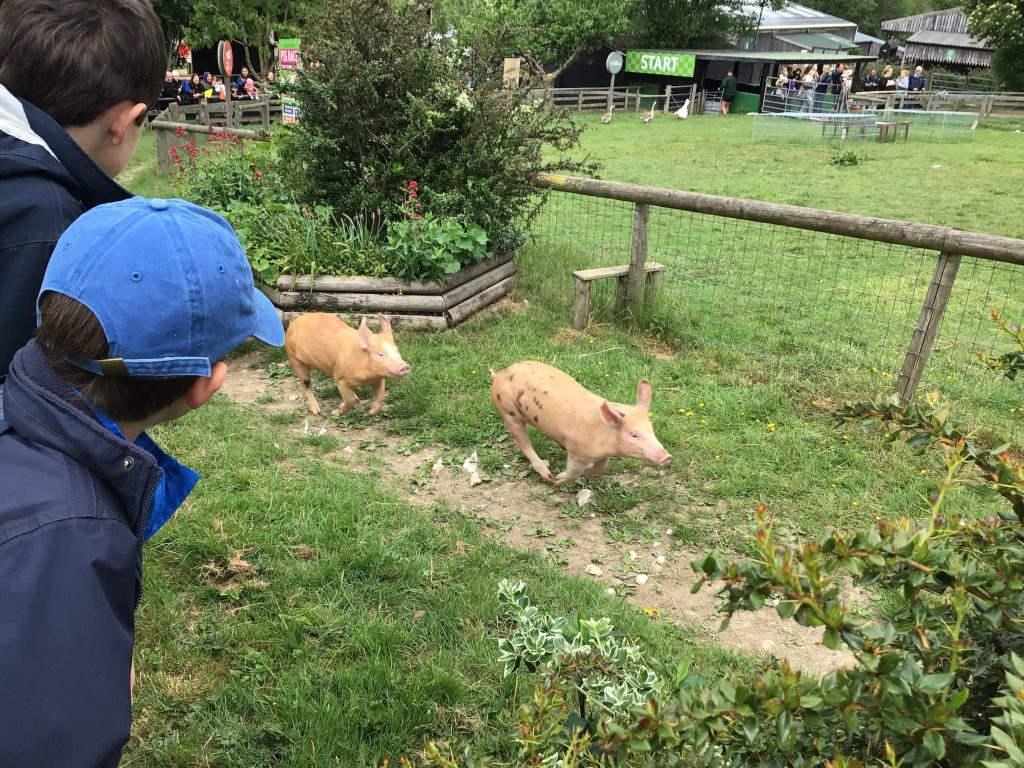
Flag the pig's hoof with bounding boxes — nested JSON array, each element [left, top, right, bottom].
[[367, 407, 382, 417]]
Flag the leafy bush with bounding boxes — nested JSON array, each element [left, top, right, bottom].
[[285, 0, 595, 254], [827, 149, 863, 167]]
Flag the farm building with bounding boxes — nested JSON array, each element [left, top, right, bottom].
[[555, 2, 872, 113], [881, 8, 993, 68]]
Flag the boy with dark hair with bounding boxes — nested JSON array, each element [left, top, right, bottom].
[[0, 196, 284, 766], [0, 0, 165, 413]]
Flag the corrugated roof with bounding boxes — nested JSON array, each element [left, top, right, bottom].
[[907, 29, 990, 50], [740, 2, 856, 30], [854, 31, 885, 45], [882, 8, 970, 35], [775, 32, 859, 51]]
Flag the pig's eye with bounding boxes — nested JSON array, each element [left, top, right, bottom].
[[630, 431, 639, 439], [377, 351, 385, 358]]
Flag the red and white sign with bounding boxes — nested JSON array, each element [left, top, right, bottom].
[[218, 40, 234, 78]]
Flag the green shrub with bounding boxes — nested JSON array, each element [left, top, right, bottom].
[[285, 0, 595, 254]]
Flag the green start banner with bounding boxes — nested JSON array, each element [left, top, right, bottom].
[[625, 51, 696, 77]]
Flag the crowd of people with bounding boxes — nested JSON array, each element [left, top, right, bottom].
[[160, 66, 282, 106], [860, 64, 927, 92], [773, 63, 853, 113]]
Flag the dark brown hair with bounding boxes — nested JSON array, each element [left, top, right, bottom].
[[36, 293, 196, 423], [0, 0, 165, 127]]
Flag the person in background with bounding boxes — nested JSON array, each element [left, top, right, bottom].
[[160, 70, 179, 101], [862, 67, 880, 91], [814, 64, 832, 112], [177, 73, 202, 105], [881, 65, 897, 90], [263, 69, 280, 100], [896, 68, 910, 90], [800, 67, 816, 112], [232, 65, 252, 96], [242, 77, 260, 100], [720, 69, 738, 114], [212, 76, 226, 100], [909, 65, 926, 91], [831, 63, 846, 111]]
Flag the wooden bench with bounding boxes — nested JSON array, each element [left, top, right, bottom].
[[876, 120, 910, 143], [571, 262, 665, 330]]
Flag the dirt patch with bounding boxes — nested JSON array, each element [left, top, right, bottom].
[[219, 352, 854, 675]]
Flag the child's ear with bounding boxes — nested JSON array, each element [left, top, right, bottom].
[[109, 102, 149, 145], [183, 361, 228, 410]]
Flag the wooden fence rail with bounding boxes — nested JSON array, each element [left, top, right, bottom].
[[849, 90, 1024, 116], [533, 173, 1024, 403]]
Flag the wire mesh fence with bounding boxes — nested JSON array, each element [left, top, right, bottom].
[[527, 188, 1024, 426], [751, 109, 978, 144]]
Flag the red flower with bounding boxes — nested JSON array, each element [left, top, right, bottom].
[[175, 125, 186, 137], [253, 171, 263, 180]]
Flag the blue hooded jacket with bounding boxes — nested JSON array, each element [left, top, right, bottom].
[[0, 84, 130, 381], [0, 341, 197, 767]]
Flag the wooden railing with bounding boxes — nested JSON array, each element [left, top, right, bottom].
[[849, 90, 1024, 116], [533, 173, 1024, 403], [150, 101, 278, 174]]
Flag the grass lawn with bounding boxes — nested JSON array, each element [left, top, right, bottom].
[[120, 115, 1024, 765]]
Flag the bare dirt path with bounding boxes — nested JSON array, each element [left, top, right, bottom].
[[221, 351, 854, 675]]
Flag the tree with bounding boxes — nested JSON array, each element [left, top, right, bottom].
[[437, 0, 628, 83], [151, 0, 196, 66], [184, 0, 309, 73], [627, 0, 762, 48], [963, 0, 1024, 88]]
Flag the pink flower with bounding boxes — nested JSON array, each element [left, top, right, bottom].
[[253, 171, 263, 180], [175, 125, 186, 137]]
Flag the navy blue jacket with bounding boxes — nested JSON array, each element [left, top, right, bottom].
[[0, 342, 193, 767], [0, 85, 130, 381]]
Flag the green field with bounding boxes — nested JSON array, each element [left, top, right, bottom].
[[122, 115, 1024, 766]]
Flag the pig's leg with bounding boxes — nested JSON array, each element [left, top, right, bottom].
[[502, 414, 553, 482], [367, 379, 386, 417], [583, 458, 609, 477], [335, 380, 361, 415], [552, 456, 590, 488], [288, 355, 321, 415]]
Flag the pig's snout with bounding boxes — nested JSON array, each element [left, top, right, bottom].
[[655, 451, 672, 466], [393, 363, 412, 377]]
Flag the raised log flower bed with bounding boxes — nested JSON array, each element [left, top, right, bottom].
[[258, 252, 516, 330]]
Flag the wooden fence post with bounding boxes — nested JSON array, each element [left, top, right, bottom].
[[155, 126, 170, 175], [663, 85, 672, 114], [577, 90, 583, 111], [894, 251, 962, 405], [625, 203, 650, 313]]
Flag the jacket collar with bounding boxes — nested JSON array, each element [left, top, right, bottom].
[[1, 341, 190, 538], [2, 85, 131, 210]]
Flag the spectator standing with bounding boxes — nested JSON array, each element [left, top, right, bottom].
[[862, 67, 880, 91], [896, 68, 910, 90], [0, 0, 163, 418], [178, 73, 203, 105], [815, 64, 832, 112], [160, 70, 179, 100], [263, 69, 281, 100], [881, 65, 897, 90], [831, 63, 846, 110], [720, 69, 738, 114], [800, 67, 816, 112], [909, 65, 926, 91]]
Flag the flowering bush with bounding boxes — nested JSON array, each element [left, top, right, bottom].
[[386, 180, 489, 281], [286, 0, 595, 255]]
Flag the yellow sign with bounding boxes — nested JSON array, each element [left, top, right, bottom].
[[503, 57, 522, 88]]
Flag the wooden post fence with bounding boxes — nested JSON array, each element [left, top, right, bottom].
[[626, 203, 650, 313], [894, 252, 962, 404], [533, 173, 1024, 402]]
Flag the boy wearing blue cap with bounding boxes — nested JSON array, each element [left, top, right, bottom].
[[0, 197, 285, 767]]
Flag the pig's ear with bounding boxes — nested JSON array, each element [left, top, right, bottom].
[[377, 314, 393, 335], [636, 380, 653, 411], [600, 401, 623, 426], [358, 317, 372, 350]]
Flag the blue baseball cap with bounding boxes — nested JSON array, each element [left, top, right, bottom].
[[38, 197, 285, 378]]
